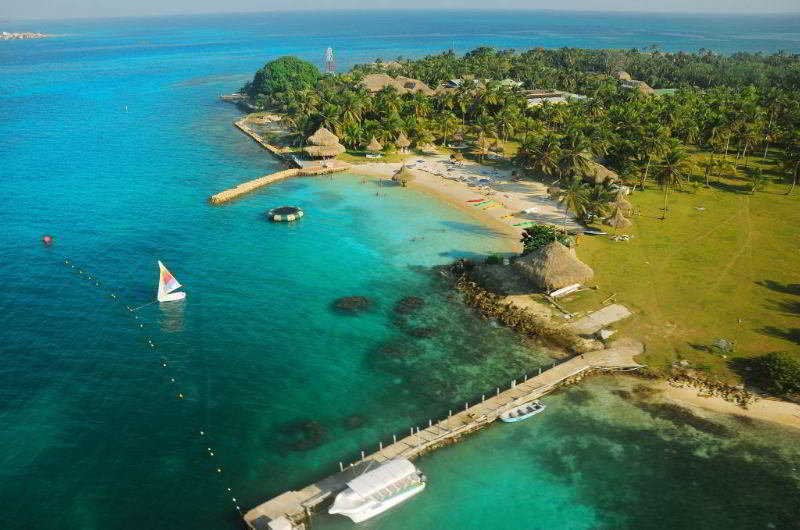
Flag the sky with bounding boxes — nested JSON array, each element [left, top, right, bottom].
[[1, 0, 798, 21]]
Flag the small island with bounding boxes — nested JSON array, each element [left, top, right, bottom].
[[1, 31, 54, 40]]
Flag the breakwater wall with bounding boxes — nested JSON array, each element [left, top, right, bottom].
[[208, 164, 350, 205], [243, 338, 642, 530], [233, 119, 294, 162]]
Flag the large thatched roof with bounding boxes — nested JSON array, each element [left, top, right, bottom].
[[606, 207, 632, 229], [450, 151, 465, 161], [614, 71, 632, 81], [305, 126, 345, 158], [514, 241, 594, 291], [366, 136, 383, 151], [585, 160, 620, 185], [395, 132, 411, 148], [392, 165, 416, 186], [360, 74, 434, 95], [614, 191, 634, 215]]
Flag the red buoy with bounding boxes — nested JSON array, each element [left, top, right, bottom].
[[42, 235, 53, 245]]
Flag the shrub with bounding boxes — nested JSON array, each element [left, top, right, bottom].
[[244, 56, 321, 100], [485, 254, 503, 265], [755, 352, 800, 396], [520, 224, 569, 254]]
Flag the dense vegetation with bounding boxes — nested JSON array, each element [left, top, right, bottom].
[[754, 352, 800, 396], [243, 48, 800, 209]]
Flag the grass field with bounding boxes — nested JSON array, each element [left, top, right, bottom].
[[560, 150, 800, 381]]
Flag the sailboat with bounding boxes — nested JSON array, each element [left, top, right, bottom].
[[157, 261, 186, 303]]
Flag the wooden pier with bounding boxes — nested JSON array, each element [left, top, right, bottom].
[[244, 339, 643, 530]]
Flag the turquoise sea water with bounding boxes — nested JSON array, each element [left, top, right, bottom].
[[1, 11, 799, 530]]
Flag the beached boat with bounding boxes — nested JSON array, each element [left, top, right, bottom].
[[499, 401, 545, 423], [329, 459, 426, 523]]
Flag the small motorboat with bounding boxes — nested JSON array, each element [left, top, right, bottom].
[[499, 401, 546, 423]]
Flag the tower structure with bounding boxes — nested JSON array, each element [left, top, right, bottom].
[[324, 47, 335, 74]]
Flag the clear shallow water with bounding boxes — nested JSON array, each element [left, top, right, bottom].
[[1, 11, 799, 530]]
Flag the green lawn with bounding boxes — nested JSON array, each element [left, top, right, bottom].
[[562, 150, 800, 381]]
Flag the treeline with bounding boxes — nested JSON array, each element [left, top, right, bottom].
[[356, 46, 800, 92], [243, 47, 800, 203]]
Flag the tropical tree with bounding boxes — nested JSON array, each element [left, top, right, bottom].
[[654, 139, 694, 219], [557, 130, 592, 181], [514, 134, 560, 180], [554, 179, 591, 231]]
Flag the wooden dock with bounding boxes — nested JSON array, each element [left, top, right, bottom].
[[244, 339, 643, 530]]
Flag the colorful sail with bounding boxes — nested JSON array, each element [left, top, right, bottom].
[[157, 261, 186, 302]]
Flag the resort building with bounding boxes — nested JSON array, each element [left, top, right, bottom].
[[524, 89, 587, 106]]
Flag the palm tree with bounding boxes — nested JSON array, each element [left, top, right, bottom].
[[557, 130, 592, 182], [634, 123, 670, 191], [654, 139, 694, 219], [514, 134, 560, 180], [747, 168, 767, 194], [554, 179, 591, 231], [781, 135, 800, 195]]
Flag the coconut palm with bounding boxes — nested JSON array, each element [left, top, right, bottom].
[[557, 130, 592, 181], [515, 134, 561, 180], [554, 179, 591, 231], [654, 139, 694, 219]]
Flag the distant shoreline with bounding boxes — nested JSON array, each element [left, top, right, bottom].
[[0, 32, 55, 40]]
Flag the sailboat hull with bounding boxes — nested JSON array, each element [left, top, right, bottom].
[[158, 291, 186, 303]]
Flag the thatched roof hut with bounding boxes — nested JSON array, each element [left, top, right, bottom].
[[304, 127, 346, 158], [366, 136, 383, 152], [490, 139, 504, 153], [392, 165, 416, 187], [605, 207, 632, 229], [614, 190, 633, 215], [614, 71, 632, 81], [451, 152, 465, 162], [585, 160, 620, 185], [418, 142, 439, 154], [395, 132, 411, 150], [514, 241, 594, 291]]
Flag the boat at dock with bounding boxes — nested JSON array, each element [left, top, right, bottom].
[[328, 459, 426, 523], [499, 401, 545, 422]]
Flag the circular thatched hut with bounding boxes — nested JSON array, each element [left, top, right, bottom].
[[514, 241, 594, 291], [395, 132, 411, 152], [614, 190, 634, 215], [605, 207, 632, 229], [366, 136, 383, 152], [304, 127, 346, 158], [392, 165, 416, 187], [614, 71, 632, 81], [451, 152, 465, 162], [418, 142, 439, 154]]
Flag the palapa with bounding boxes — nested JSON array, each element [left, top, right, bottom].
[[366, 136, 383, 152], [451, 152, 465, 162], [514, 241, 594, 291], [614, 71, 632, 81], [395, 132, 411, 151], [585, 160, 619, 185], [605, 207, 632, 229], [304, 126, 346, 158], [418, 142, 439, 154], [392, 164, 416, 187], [614, 190, 633, 215]]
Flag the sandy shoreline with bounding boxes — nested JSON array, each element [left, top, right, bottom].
[[346, 157, 800, 431], [347, 155, 582, 254]]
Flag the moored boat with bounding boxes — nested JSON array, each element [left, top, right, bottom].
[[329, 459, 426, 523], [499, 400, 545, 423]]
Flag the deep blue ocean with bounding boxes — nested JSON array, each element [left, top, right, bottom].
[[1, 10, 799, 530]]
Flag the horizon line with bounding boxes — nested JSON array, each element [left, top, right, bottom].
[[3, 7, 800, 23]]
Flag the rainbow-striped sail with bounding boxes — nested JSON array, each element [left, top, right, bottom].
[[157, 261, 186, 303]]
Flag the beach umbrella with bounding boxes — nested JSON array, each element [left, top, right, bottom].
[[513, 241, 594, 291], [418, 143, 439, 154], [392, 165, 416, 187]]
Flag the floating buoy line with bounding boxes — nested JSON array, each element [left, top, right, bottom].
[[59, 256, 244, 517]]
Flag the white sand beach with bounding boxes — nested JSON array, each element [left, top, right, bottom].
[[350, 155, 582, 253]]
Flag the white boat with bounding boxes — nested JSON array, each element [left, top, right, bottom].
[[499, 401, 546, 423], [157, 261, 186, 303], [329, 459, 426, 523]]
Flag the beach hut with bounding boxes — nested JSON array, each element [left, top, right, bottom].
[[450, 152, 465, 163], [392, 165, 416, 187], [613, 190, 634, 215], [605, 207, 632, 229], [585, 160, 620, 185], [395, 132, 411, 153], [304, 127, 346, 158], [418, 142, 439, 154], [513, 241, 594, 291], [366, 136, 383, 152], [614, 71, 632, 81]]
